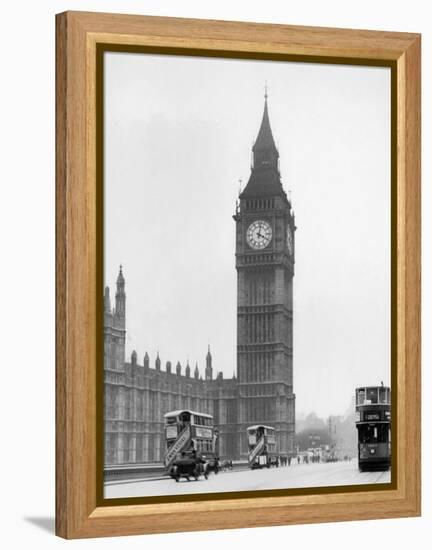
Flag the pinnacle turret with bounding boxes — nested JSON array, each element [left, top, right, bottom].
[[104, 286, 111, 313], [114, 265, 126, 322], [205, 345, 213, 381]]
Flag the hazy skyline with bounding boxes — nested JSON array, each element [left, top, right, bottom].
[[104, 52, 391, 418]]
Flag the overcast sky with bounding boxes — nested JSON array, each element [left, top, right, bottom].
[[104, 52, 391, 418]]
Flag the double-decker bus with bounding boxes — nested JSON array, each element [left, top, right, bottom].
[[163, 410, 217, 471], [247, 425, 279, 469], [355, 386, 391, 471]]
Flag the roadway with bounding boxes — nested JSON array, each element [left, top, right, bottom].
[[104, 459, 390, 498]]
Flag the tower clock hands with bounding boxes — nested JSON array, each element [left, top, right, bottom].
[[246, 220, 272, 250], [257, 222, 266, 240]]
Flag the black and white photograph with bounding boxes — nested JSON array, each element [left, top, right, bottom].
[[1, 0, 427, 545], [102, 51, 392, 499]]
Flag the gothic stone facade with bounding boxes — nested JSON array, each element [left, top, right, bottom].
[[104, 96, 295, 464], [104, 271, 238, 464]]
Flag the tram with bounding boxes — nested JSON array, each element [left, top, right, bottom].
[[355, 386, 391, 471], [247, 425, 279, 469], [163, 410, 217, 471]]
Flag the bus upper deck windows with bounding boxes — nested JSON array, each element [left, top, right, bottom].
[[379, 387, 390, 404], [366, 388, 378, 404]]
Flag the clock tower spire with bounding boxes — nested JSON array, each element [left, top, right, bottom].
[[251, 90, 279, 172], [241, 91, 285, 200], [234, 92, 296, 459]]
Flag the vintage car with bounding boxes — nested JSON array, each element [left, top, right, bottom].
[[169, 454, 208, 482]]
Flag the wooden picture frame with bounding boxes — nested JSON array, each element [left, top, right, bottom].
[[56, 11, 421, 539]]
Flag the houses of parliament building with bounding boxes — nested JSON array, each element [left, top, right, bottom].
[[104, 94, 296, 464]]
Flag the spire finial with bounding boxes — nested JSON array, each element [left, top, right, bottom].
[[117, 264, 125, 284], [264, 81, 268, 101]]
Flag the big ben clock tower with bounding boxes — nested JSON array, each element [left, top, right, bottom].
[[234, 92, 296, 458]]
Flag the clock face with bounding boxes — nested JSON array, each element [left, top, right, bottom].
[[246, 220, 272, 250], [286, 225, 293, 254]]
